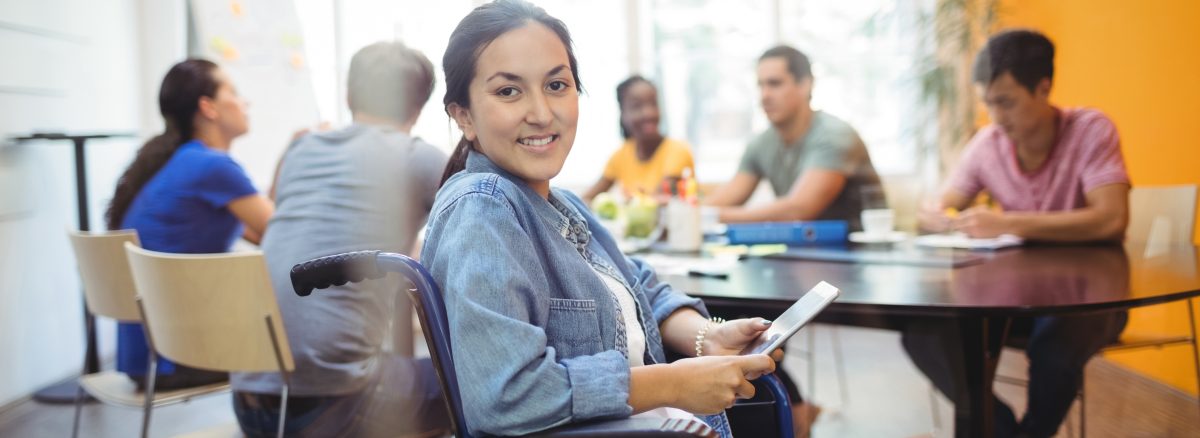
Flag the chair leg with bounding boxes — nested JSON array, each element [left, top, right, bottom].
[[1188, 298, 1200, 424], [806, 327, 816, 402], [141, 349, 158, 438], [276, 383, 289, 438], [1078, 383, 1086, 438], [70, 352, 88, 438], [265, 314, 291, 438], [135, 298, 159, 438], [928, 386, 942, 432], [831, 326, 850, 406]]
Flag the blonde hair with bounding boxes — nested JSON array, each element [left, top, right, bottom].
[[347, 41, 435, 123]]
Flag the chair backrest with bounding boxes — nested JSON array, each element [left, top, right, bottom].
[[379, 254, 470, 438], [67, 230, 142, 322], [1128, 184, 1197, 244], [124, 243, 294, 373]]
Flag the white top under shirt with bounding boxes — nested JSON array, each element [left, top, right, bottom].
[[593, 267, 646, 366], [592, 266, 696, 421]]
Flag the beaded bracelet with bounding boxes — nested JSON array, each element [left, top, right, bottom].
[[694, 316, 727, 357]]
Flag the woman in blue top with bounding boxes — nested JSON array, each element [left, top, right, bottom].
[[421, 2, 781, 436], [105, 59, 274, 389]]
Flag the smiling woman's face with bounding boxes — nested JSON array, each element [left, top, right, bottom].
[[449, 21, 579, 197], [620, 81, 661, 140]]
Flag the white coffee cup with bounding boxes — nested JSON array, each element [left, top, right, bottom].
[[861, 208, 895, 236], [667, 199, 702, 251]]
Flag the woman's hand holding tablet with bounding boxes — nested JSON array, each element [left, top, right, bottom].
[[740, 281, 841, 355]]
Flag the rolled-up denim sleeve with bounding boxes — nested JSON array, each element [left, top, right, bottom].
[[423, 190, 632, 436], [627, 256, 709, 324]]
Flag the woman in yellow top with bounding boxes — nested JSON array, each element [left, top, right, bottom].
[[582, 75, 695, 202]]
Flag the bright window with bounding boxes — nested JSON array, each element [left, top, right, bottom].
[[295, 0, 932, 188], [778, 0, 931, 176]]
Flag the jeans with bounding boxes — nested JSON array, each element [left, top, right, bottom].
[[233, 357, 448, 438], [701, 412, 734, 438], [902, 312, 1127, 438]]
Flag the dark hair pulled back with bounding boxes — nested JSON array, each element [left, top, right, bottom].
[[106, 58, 220, 230]]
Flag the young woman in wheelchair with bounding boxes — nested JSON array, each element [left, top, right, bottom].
[[420, 1, 784, 436]]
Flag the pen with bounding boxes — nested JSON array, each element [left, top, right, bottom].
[[687, 269, 729, 280]]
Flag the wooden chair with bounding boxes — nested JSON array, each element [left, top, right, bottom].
[[1127, 184, 1197, 246], [124, 243, 294, 438], [67, 230, 229, 438], [1108, 185, 1198, 357], [1083, 184, 1200, 435]]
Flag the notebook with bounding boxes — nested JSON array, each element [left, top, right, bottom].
[[912, 233, 1024, 251]]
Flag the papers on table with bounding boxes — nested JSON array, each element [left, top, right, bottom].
[[636, 253, 737, 277], [767, 246, 985, 268], [913, 233, 1024, 251]]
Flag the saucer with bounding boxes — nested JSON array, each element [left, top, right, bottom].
[[849, 231, 910, 244]]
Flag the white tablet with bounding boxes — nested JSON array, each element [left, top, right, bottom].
[[741, 281, 840, 355]]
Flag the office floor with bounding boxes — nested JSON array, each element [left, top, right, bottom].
[[790, 325, 1200, 438], [1, 325, 1196, 437]]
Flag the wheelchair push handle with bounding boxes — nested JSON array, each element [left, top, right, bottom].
[[290, 250, 385, 296]]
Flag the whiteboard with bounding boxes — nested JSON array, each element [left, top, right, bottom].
[[188, 0, 320, 189]]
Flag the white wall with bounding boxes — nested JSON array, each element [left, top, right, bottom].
[[0, 0, 185, 407]]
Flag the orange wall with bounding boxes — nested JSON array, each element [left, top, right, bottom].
[[1002, 0, 1200, 395]]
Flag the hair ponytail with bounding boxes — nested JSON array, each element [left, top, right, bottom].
[[105, 58, 219, 230], [439, 135, 473, 187], [105, 125, 185, 229]]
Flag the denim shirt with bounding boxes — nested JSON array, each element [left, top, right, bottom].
[[421, 151, 708, 436]]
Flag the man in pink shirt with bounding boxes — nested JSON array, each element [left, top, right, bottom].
[[921, 44, 1129, 239], [907, 29, 1129, 437]]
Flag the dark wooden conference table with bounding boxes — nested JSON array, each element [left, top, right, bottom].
[[653, 241, 1200, 438]]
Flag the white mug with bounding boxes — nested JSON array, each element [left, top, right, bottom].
[[667, 199, 702, 251], [861, 208, 895, 236]]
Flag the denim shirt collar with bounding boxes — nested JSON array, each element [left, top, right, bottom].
[[465, 150, 592, 251]]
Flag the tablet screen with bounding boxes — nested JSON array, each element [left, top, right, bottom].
[[742, 281, 839, 355]]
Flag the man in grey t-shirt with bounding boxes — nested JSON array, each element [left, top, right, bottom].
[[706, 45, 882, 231], [230, 42, 449, 437]]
